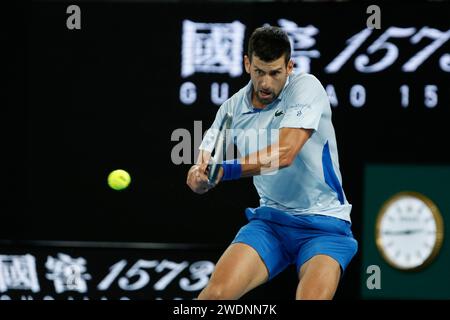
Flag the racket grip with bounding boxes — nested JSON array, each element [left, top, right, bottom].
[[207, 162, 222, 185]]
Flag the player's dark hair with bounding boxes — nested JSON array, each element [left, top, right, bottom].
[[248, 26, 291, 65]]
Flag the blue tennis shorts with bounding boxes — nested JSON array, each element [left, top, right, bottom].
[[231, 206, 358, 280]]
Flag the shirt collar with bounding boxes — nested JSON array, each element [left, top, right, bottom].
[[242, 75, 290, 114], [278, 74, 290, 100]]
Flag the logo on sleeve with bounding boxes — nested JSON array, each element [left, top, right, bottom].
[[290, 103, 310, 117]]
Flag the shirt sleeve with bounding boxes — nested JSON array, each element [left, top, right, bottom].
[[199, 101, 231, 153], [280, 74, 328, 131]]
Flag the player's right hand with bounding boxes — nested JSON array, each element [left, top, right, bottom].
[[186, 164, 212, 194]]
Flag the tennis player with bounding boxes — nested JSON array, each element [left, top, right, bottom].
[[186, 26, 357, 300]]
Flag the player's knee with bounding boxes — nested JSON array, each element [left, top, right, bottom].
[[197, 282, 235, 300], [296, 275, 338, 300], [296, 285, 335, 300]]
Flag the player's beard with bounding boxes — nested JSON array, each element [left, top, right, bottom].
[[255, 88, 276, 105]]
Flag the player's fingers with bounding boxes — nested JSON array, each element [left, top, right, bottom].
[[188, 178, 208, 194], [195, 169, 209, 182], [196, 177, 209, 189], [195, 179, 210, 194], [199, 163, 209, 174], [187, 166, 211, 194]]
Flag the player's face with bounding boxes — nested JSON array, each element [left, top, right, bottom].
[[245, 54, 293, 107]]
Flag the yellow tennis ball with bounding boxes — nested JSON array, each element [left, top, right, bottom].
[[107, 169, 131, 191]]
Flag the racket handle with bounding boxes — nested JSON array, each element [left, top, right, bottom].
[[207, 162, 222, 185]]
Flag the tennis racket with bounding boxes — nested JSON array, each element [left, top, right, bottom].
[[207, 113, 233, 185]]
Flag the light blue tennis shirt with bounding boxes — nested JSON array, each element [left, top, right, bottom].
[[199, 72, 352, 222]]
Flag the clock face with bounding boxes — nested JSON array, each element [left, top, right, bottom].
[[376, 192, 444, 271]]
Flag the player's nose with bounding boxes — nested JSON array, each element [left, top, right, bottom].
[[260, 77, 271, 90]]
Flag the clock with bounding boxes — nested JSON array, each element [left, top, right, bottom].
[[375, 191, 444, 271]]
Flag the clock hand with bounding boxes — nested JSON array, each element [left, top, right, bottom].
[[383, 229, 425, 235]]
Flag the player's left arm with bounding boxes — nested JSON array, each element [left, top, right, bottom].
[[239, 127, 312, 177], [215, 127, 312, 180]]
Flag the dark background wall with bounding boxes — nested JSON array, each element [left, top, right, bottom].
[[5, 1, 450, 299]]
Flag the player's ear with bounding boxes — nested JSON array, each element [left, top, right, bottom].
[[287, 59, 294, 75], [244, 55, 251, 74]]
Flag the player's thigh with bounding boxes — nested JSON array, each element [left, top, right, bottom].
[[296, 254, 341, 300], [200, 219, 290, 300], [203, 242, 269, 298], [295, 232, 357, 299], [299, 254, 341, 284]]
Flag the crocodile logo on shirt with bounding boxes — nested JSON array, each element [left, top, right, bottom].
[[274, 110, 284, 117]]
